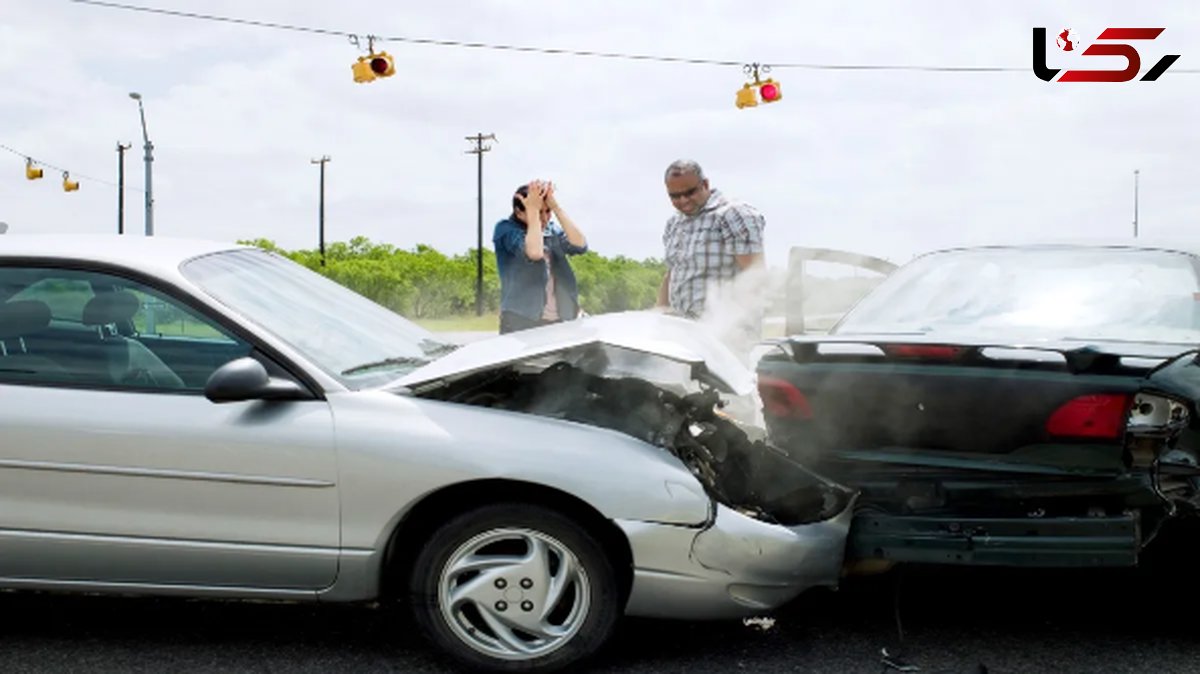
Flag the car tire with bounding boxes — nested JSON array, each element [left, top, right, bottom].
[[409, 502, 620, 673]]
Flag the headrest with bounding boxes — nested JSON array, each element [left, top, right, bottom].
[[0, 300, 52, 339], [82, 291, 140, 326]]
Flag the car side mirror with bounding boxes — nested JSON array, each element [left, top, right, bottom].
[[205, 357, 313, 403]]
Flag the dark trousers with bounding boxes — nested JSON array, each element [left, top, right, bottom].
[[499, 311, 559, 334]]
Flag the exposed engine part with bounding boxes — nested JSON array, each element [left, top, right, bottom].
[[423, 361, 853, 525]]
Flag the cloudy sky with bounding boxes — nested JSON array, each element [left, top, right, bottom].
[[1, 0, 1196, 270]]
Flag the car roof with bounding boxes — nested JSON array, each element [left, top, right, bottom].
[[0, 234, 252, 277], [920, 237, 1200, 259]]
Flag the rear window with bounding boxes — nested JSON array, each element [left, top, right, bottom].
[[835, 247, 1200, 344]]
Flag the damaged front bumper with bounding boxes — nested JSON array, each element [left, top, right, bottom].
[[618, 493, 858, 620]]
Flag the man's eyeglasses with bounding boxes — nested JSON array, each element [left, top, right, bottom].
[[668, 184, 703, 200]]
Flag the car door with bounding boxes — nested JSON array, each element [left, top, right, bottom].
[[0, 263, 340, 593]]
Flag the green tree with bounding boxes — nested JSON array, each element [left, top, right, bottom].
[[239, 238, 665, 319]]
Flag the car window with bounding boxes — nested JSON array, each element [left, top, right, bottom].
[[0, 265, 253, 392], [835, 247, 1200, 343], [10, 278, 93, 322]]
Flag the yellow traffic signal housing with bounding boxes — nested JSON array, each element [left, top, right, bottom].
[[352, 51, 396, 83], [25, 159, 43, 180], [735, 77, 783, 109], [352, 56, 377, 83], [62, 172, 79, 192], [369, 51, 396, 78], [735, 83, 758, 109]]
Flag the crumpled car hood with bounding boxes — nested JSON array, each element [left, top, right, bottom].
[[396, 311, 755, 395]]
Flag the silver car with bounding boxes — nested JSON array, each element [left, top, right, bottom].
[[0, 235, 854, 672]]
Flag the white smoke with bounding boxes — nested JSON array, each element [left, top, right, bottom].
[[689, 262, 778, 428], [694, 261, 777, 365]]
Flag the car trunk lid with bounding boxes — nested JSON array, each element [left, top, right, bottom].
[[758, 335, 1198, 464]]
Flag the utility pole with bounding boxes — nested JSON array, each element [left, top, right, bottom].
[[1133, 169, 1140, 238], [117, 142, 131, 234], [311, 156, 331, 266], [129, 93, 154, 236], [465, 133, 497, 316]]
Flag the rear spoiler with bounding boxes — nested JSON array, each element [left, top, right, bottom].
[[765, 337, 1185, 377]]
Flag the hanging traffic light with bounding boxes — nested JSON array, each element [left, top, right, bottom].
[[351, 34, 396, 84], [352, 51, 395, 83], [25, 159, 43, 180], [62, 171, 79, 192], [735, 64, 782, 109]]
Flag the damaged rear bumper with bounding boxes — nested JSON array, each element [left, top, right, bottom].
[[848, 511, 1140, 567], [618, 495, 857, 620]]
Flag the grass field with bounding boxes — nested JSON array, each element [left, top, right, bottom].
[[413, 313, 814, 339], [413, 314, 500, 332]]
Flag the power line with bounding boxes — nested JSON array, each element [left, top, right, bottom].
[[1, 143, 142, 191], [70, 0, 1189, 74], [65, 0, 741, 66], [69, 0, 352, 38]]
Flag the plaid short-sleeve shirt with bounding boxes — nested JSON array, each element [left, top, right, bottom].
[[663, 189, 765, 317]]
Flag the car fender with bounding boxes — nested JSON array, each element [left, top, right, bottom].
[[327, 391, 715, 554]]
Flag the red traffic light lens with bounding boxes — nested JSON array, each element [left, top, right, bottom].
[[370, 57, 390, 74], [760, 83, 779, 101]]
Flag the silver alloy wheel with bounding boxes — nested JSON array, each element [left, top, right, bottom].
[[438, 526, 592, 661]]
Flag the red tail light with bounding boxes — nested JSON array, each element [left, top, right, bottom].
[[883, 344, 965, 360], [757, 376, 813, 419], [1046, 393, 1131, 439]]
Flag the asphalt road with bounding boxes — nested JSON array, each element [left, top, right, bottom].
[[3, 522, 1198, 673]]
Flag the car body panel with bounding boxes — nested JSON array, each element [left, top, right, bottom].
[[0, 384, 339, 589], [326, 389, 717, 553], [759, 353, 1142, 459]]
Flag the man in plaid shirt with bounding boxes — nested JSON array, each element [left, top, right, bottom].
[[657, 160, 766, 332]]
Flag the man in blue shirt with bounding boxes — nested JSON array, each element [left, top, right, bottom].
[[492, 180, 590, 334]]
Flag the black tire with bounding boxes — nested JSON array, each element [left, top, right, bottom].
[[408, 502, 620, 673]]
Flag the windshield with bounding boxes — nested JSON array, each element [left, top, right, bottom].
[[834, 246, 1200, 344], [181, 248, 456, 389]]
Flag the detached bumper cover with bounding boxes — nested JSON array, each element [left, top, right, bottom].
[[618, 496, 856, 620]]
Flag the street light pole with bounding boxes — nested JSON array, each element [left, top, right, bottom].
[[311, 156, 331, 266], [117, 142, 131, 234], [465, 133, 496, 316], [129, 92, 154, 236]]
